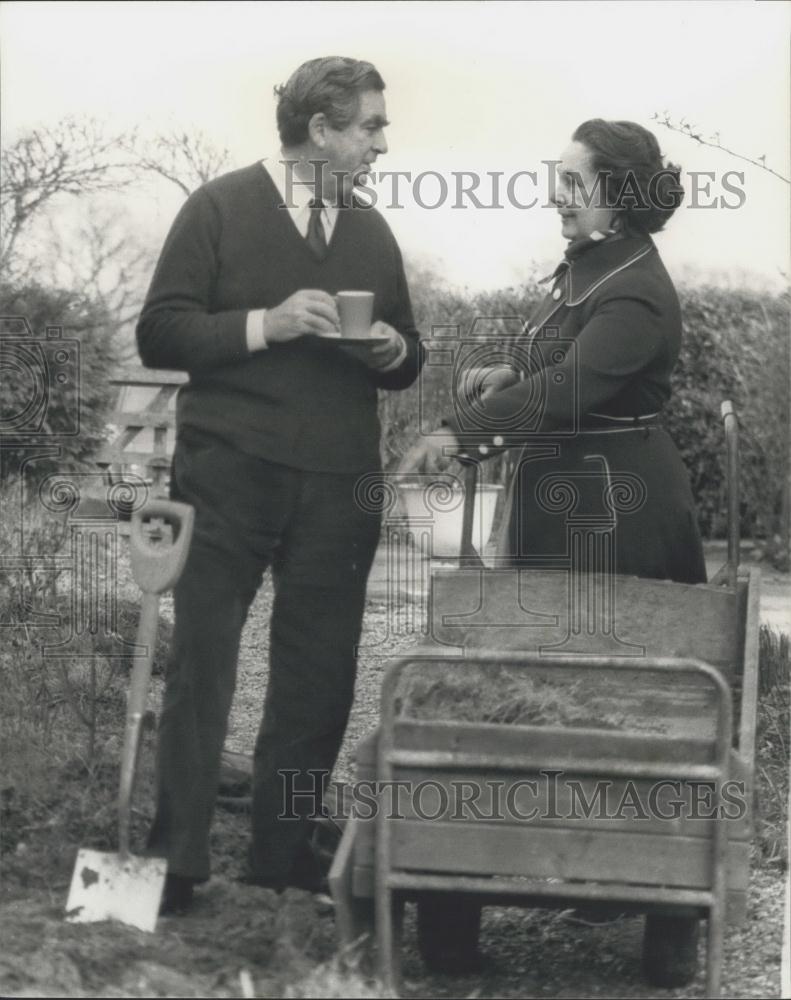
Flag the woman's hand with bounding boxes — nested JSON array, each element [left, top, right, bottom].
[[397, 432, 461, 474], [478, 365, 519, 400]]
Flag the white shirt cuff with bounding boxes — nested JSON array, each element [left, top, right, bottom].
[[246, 309, 268, 352], [378, 333, 408, 373]]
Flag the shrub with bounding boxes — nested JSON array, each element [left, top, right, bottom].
[[665, 285, 789, 541], [0, 280, 118, 486]]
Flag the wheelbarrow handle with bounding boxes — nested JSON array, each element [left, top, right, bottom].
[[721, 400, 740, 590], [460, 460, 486, 569], [129, 499, 195, 595]]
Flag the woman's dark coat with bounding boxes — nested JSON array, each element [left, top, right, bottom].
[[446, 233, 707, 584]]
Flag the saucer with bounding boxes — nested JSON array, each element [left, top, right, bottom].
[[319, 334, 389, 345]]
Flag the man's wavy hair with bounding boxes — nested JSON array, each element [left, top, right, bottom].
[[275, 57, 385, 147], [572, 119, 684, 234]]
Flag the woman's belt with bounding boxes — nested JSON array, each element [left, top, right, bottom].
[[580, 412, 660, 432]]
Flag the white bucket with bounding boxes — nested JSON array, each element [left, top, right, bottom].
[[397, 481, 503, 558]]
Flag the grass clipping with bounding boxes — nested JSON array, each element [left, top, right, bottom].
[[395, 662, 669, 733]]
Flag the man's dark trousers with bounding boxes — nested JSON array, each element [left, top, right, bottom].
[[147, 426, 381, 884]]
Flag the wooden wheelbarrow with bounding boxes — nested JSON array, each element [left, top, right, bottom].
[[329, 402, 760, 999]]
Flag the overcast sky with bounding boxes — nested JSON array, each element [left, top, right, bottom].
[[2, 0, 789, 291]]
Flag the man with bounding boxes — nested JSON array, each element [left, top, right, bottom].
[[137, 56, 421, 912]]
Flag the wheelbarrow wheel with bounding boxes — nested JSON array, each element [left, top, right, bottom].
[[416, 892, 483, 974], [642, 913, 700, 988]]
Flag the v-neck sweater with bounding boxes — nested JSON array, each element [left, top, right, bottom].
[[137, 163, 420, 473]]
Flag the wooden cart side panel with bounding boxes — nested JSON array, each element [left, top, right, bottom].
[[354, 727, 751, 857], [428, 570, 744, 679], [386, 719, 721, 765], [386, 820, 750, 891], [351, 761, 751, 844]]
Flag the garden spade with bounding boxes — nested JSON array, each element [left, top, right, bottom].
[[65, 498, 194, 932]]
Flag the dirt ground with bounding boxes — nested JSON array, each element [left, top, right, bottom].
[[0, 868, 784, 999], [1, 553, 788, 998]]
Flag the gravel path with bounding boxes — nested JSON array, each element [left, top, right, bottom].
[[225, 580, 398, 784]]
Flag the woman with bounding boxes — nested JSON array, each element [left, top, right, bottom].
[[403, 119, 706, 585], [400, 120, 706, 981]]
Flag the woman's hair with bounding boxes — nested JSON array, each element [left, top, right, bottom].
[[572, 119, 684, 234], [275, 57, 385, 147]]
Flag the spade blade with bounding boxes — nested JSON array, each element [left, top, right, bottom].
[[65, 849, 167, 933]]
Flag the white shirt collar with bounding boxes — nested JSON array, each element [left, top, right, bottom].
[[261, 154, 338, 241]]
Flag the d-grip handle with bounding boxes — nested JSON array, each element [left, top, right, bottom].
[[129, 499, 195, 595]]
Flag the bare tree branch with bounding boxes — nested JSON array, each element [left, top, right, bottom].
[[40, 205, 153, 359], [0, 117, 138, 270], [122, 127, 232, 196], [651, 112, 790, 185], [1, 115, 231, 363]]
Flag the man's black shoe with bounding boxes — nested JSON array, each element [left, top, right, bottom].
[[159, 873, 195, 915]]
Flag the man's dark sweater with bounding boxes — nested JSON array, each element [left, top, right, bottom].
[[137, 163, 421, 472]]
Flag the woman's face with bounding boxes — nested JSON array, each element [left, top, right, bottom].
[[553, 140, 616, 242]]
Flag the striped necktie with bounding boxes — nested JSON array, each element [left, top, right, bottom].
[[306, 199, 328, 260]]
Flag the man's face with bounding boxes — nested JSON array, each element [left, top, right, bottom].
[[322, 89, 389, 199]]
